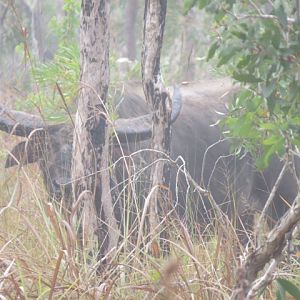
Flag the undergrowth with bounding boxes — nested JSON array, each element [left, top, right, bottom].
[[1, 159, 299, 299]]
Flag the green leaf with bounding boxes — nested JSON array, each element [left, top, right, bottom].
[[246, 96, 263, 112], [215, 10, 226, 23], [217, 46, 239, 66], [275, 5, 288, 27], [207, 41, 219, 61], [236, 122, 253, 137], [276, 282, 286, 300], [198, 0, 211, 9], [256, 147, 274, 170], [260, 122, 277, 130], [183, 0, 197, 15], [266, 97, 277, 114], [272, 30, 281, 49], [266, 64, 278, 82], [257, 137, 284, 169], [289, 116, 300, 126], [263, 135, 280, 146], [237, 55, 251, 68], [235, 89, 252, 106], [15, 43, 25, 55], [288, 81, 300, 101], [232, 72, 262, 83], [262, 81, 276, 98], [276, 278, 300, 300], [231, 30, 247, 41], [292, 138, 300, 149], [229, 113, 260, 139]]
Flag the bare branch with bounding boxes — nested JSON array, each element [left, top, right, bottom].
[[246, 257, 280, 299], [256, 160, 288, 244], [231, 192, 300, 299]]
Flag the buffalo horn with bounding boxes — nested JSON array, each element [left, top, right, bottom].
[[0, 86, 182, 142], [0, 105, 47, 137], [114, 86, 182, 143]]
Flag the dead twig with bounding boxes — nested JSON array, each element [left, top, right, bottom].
[[231, 192, 300, 299]]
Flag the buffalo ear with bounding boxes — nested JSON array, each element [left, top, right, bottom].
[[5, 139, 45, 168]]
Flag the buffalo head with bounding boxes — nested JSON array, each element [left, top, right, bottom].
[[1, 87, 182, 201]]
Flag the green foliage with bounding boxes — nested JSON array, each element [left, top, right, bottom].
[[276, 278, 300, 300], [185, 0, 300, 169], [15, 0, 81, 121], [48, 0, 81, 46], [17, 44, 80, 122], [17, 0, 149, 121], [183, 0, 197, 15]]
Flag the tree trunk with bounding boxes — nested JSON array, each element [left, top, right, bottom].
[[71, 0, 115, 258], [181, 12, 196, 81], [141, 0, 170, 257], [32, 0, 45, 61], [124, 0, 139, 60]]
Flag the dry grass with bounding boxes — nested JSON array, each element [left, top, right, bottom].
[[0, 120, 299, 299], [1, 157, 299, 300]]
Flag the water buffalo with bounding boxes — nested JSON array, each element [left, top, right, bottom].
[[0, 86, 181, 199], [0, 79, 294, 230], [116, 79, 254, 225]]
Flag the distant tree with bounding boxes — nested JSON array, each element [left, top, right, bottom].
[[124, 0, 139, 60], [31, 0, 45, 60]]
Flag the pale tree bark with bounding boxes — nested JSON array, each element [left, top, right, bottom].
[[100, 129, 120, 258], [72, 0, 119, 258], [141, 0, 171, 256]]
